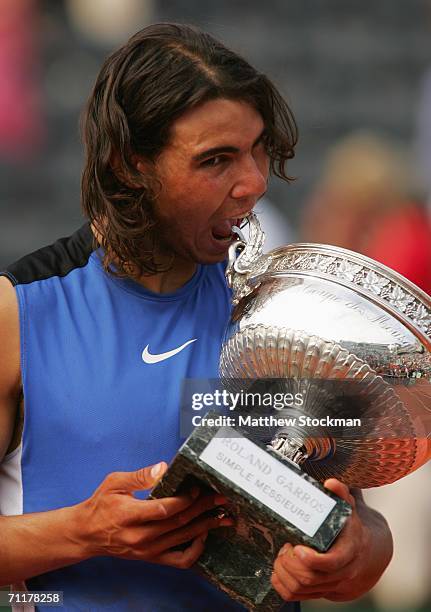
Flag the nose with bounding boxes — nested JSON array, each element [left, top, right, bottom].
[[230, 154, 268, 201]]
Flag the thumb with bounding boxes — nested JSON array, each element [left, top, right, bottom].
[[324, 478, 355, 508], [105, 462, 168, 491]]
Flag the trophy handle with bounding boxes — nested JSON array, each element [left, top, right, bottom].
[[226, 213, 270, 305]]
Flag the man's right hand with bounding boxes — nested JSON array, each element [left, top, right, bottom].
[[77, 462, 232, 569]]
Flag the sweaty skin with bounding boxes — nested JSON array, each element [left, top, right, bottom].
[[0, 99, 393, 601], [132, 98, 269, 293]]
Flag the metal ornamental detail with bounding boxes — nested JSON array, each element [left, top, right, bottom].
[[226, 216, 269, 305], [222, 212, 431, 489], [226, 213, 430, 338], [269, 250, 431, 338]]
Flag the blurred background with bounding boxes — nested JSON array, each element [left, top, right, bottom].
[[1, 1, 431, 611]]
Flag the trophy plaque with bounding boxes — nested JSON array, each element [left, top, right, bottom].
[[151, 213, 431, 611]]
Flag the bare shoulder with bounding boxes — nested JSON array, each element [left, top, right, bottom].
[[0, 275, 21, 460], [0, 275, 20, 376]]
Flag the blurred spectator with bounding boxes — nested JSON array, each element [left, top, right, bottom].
[[0, 0, 43, 160], [302, 131, 431, 611], [65, 0, 154, 47], [414, 1, 431, 211], [301, 132, 431, 294], [414, 66, 431, 208], [364, 467, 431, 612]]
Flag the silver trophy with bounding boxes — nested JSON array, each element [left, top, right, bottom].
[[221, 212, 431, 489], [152, 213, 431, 610]]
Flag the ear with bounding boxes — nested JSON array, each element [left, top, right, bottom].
[[135, 159, 148, 174], [110, 151, 148, 188]]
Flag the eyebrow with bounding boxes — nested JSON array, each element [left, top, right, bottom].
[[192, 128, 266, 163]]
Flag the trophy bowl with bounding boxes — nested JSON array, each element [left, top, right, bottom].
[[151, 213, 431, 610], [221, 213, 431, 489]]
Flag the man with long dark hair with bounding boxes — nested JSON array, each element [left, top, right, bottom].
[[0, 23, 392, 610]]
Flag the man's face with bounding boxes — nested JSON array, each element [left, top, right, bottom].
[[147, 98, 270, 264]]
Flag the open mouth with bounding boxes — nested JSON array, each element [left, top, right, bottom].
[[211, 217, 246, 242], [212, 232, 234, 242]]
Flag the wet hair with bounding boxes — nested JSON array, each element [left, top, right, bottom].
[[81, 22, 298, 277]]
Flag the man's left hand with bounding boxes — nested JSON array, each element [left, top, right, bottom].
[[271, 478, 393, 602]]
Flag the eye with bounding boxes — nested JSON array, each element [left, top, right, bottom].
[[200, 155, 227, 168]]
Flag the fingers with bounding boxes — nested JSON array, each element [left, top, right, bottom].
[[288, 507, 362, 573], [272, 543, 357, 601], [145, 512, 233, 558], [271, 571, 329, 601], [290, 542, 354, 573], [273, 544, 357, 595], [324, 478, 355, 508], [127, 490, 202, 524], [128, 498, 169, 521], [169, 492, 227, 528], [152, 533, 208, 569], [143, 492, 228, 538], [278, 479, 356, 574], [102, 462, 168, 492]]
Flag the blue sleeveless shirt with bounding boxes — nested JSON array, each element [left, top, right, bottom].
[[1, 225, 299, 612]]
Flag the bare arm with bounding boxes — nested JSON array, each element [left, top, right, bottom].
[[331, 486, 394, 600], [0, 277, 230, 585], [0, 276, 21, 461], [0, 276, 88, 584], [1, 466, 233, 586]]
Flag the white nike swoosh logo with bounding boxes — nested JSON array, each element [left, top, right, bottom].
[[141, 339, 197, 364]]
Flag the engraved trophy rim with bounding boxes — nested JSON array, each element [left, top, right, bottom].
[[252, 241, 431, 347], [223, 215, 431, 488]]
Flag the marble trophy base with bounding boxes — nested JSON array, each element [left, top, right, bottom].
[[150, 420, 351, 611]]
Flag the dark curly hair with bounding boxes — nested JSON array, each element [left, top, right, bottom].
[[81, 22, 298, 278]]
